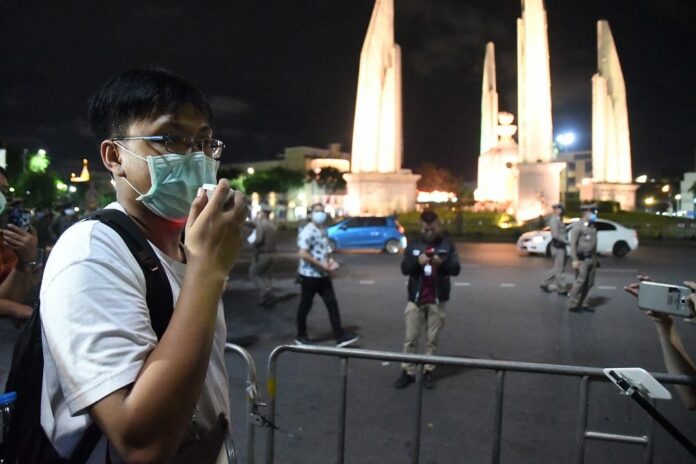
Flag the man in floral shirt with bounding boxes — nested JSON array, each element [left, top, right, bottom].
[[295, 203, 359, 347]]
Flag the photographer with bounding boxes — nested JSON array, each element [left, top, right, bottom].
[[0, 166, 37, 322], [625, 279, 696, 410], [394, 210, 460, 389]]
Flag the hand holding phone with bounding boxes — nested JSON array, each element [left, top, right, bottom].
[[637, 281, 694, 318]]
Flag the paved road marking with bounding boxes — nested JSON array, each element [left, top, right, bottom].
[[599, 268, 638, 273], [454, 282, 471, 287], [359, 280, 375, 285], [597, 285, 617, 290], [500, 283, 516, 288]]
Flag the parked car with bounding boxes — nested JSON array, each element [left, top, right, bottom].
[[327, 216, 407, 254], [516, 218, 639, 258]]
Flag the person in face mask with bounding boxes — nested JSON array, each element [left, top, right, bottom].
[[295, 203, 359, 347], [0, 166, 38, 322], [39, 68, 248, 463], [394, 210, 460, 390], [567, 204, 599, 312]]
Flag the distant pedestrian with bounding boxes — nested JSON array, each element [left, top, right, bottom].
[[295, 202, 359, 347], [249, 204, 278, 306], [394, 210, 461, 389], [49, 204, 79, 241], [567, 204, 599, 312], [540, 203, 569, 295]]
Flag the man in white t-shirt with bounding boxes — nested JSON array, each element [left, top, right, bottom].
[[40, 68, 247, 463]]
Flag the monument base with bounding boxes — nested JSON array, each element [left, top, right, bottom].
[[343, 171, 421, 216], [516, 161, 566, 222], [592, 182, 638, 211]]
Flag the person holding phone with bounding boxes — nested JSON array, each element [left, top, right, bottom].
[[625, 277, 696, 410], [395, 210, 460, 389], [0, 167, 38, 322]]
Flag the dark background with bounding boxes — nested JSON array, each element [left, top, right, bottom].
[[1, 0, 694, 180]]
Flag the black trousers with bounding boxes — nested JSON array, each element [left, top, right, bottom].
[[297, 275, 344, 338]]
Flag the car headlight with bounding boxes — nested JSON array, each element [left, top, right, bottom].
[[531, 236, 545, 244]]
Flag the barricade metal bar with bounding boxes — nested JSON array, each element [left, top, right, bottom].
[[644, 398, 656, 464], [576, 376, 589, 464], [412, 367, 424, 464], [225, 343, 260, 464], [264, 345, 696, 464], [585, 431, 649, 445], [491, 370, 505, 464], [337, 357, 348, 464]]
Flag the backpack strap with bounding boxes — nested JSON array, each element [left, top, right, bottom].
[[83, 209, 174, 339], [66, 209, 175, 463]]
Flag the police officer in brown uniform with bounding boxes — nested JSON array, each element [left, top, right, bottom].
[[540, 203, 568, 295], [568, 204, 598, 312]]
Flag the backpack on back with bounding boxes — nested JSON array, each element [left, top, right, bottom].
[[4, 209, 174, 463]]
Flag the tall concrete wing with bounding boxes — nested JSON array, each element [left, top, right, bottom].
[[351, 0, 402, 173], [517, 0, 553, 163], [480, 42, 499, 154], [592, 20, 632, 183]]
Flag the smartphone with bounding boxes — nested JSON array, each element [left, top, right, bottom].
[[638, 281, 693, 318], [8, 207, 31, 230]]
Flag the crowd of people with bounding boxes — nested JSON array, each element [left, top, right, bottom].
[[0, 68, 693, 462]]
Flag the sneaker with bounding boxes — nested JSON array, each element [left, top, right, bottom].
[[294, 335, 312, 345], [423, 371, 436, 389], [582, 306, 595, 313], [540, 284, 551, 293], [394, 370, 415, 389], [568, 306, 581, 312], [336, 332, 359, 348]]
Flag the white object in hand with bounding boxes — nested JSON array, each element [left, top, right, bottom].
[[202, 183, 234, 201], [423, 264, 432, 276]]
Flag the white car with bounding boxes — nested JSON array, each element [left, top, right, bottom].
[[517, 218, 639, 258]]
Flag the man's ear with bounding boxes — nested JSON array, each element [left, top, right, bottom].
[[101, 141, 125, 177]]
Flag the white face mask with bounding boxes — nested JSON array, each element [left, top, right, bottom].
[[311, 211, 327, 225]]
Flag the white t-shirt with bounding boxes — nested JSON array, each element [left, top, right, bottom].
[[297, 222, 329, 277], [39, 203, 229, 463]]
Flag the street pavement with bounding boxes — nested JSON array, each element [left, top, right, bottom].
[[2, 240, 695, 463]]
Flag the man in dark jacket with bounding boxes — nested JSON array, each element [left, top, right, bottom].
[[394, 210, 461, 389]]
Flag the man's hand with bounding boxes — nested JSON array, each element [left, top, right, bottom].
[[184, 181, 247, 280], [684, 281, 696, 313], [572, 260, 580, 270], [417, 254, 429, 266], [2, 224, 38, 264], [431, 255, 443, 267], [0, 299, 33, 323]]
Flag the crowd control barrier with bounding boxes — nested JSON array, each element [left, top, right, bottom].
[[263, 345, 696, 464]]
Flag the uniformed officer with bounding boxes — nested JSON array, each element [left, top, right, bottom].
[[540, 203, 569, 295], [567, 204, 599, 312]]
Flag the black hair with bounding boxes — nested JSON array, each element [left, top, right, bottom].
[[420, 210, 438, 223], [87, 68, 214, 141]]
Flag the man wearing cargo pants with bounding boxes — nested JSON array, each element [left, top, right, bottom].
[[394, 211, 460, 389], [568, 204, 598, 312], [540, 203, 569, 295]]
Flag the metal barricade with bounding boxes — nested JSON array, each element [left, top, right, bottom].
[[226, 343, 267, 464], [264, 345, 696, 464]]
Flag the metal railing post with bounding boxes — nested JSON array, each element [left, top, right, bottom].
[[226, 343, 261, 464], [337, 357, 349, 464], [265, 347, 282, 464], [491, 370, 506, 464], [643, 397, 656, 464], [576, 376, 589, 464], [411, 365, 424, 464]]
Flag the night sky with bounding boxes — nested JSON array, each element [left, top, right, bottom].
[[1, 0, 694, 181]]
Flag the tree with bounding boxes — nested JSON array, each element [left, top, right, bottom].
[[15, 170, 61, 208], [242, 167, 304, 196], [306, 167, 346, 194], [414, 162, 459, 193]]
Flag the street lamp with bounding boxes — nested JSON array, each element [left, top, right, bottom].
[[555, 132, 576, 149], [247, 167, 255, 175]]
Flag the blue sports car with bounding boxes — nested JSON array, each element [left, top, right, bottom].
[[327, 216, 407, 254]]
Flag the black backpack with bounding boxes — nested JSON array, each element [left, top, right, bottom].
[[4, 209, 174, 463]]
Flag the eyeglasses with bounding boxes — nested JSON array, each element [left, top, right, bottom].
[[111, 135, 225, 159]]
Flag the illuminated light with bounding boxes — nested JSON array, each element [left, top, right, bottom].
[[675, 194, 682, 200], [555, 132, 576, 147], [56, 181, 68, 192], [297, 192, 306, 201], [68, 186, 77, 193], [25, 191, 30, 195], [74, 207, 80, 213], [29, 151, 50, 173], [417, 190, 457, 203], [314, 167, 322, 174], [70, 159, 91, 183], [247, 167, 255, 175], [9, 187, 15, 193], [38, 149, 46, 155], [644, 197, 655, 206], [581, 177, 592, 186], [661, 184, 670, 193], [635, 175, 647, 183]]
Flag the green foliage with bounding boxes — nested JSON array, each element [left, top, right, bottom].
[[414, 162, 459, 193], [15, 170, 61, 208], [28, 152, 50, 173], [243, 167, 304, 195]]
